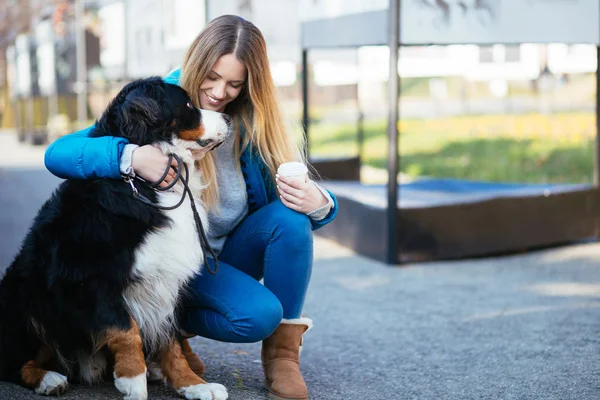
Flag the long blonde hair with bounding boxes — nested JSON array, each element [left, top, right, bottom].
[[180, 15, 303, 210]]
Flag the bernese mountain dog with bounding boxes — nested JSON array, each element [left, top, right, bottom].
[[0, 77, 229, 400]]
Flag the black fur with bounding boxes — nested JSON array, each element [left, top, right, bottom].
[[0, 77, 202, 384]]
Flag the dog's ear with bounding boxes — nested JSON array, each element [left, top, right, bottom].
[[117, 86, 168, 145], [121, 93, 162, 126], [93, 78, 171, 144]]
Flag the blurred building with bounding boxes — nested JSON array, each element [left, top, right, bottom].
[[0, 0, 598, 131], [0, 0, 51, 86], [0, 0, 209, 129], [207, 0, 598, 118]]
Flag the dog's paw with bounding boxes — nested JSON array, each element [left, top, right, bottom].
[[114, 371, 148, 400], [34, 371, 68, 396], [177, 382, 228, 400]]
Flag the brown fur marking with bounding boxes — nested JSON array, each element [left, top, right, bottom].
[[179, 126, 205, 141], [105, 318, 146, 378], [20, 346, 54, 388], [182, 338, 205, 377], [160, 339, 205, 389]]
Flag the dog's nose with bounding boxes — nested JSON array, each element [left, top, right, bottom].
[[197, 139, 214, 147]]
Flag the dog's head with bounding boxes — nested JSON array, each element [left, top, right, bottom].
[[92, 77, 230, 157]]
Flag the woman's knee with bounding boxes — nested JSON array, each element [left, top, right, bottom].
[[184, 292, 282, 343], [234, 291, 283, 342], [269, 201, 313, 247]]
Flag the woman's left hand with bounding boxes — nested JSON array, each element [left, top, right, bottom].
[[276, 175, 328, 214]]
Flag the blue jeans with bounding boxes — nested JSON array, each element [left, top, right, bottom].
[[181, 201, 313, 343]]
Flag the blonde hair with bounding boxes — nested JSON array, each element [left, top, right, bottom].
[[180, 15, 304, 210]]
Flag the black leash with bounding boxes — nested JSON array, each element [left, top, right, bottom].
[[123, 154, 219, 274]]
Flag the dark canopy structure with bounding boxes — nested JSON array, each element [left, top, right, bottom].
[[302, 0, 600, 264]]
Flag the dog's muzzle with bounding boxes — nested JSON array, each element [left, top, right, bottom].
[[197, 138, 225, 149]]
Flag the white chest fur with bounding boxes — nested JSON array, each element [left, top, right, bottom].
[[123, 188, 208, 352]]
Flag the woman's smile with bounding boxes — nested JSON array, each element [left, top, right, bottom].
[[199, 53, 247, 112], [203, 91, 225, 109]]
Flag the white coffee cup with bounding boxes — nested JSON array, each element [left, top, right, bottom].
[[277, 161, 308, 183]]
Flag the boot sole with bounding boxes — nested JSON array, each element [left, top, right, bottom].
[[264, 379, 308, 400]]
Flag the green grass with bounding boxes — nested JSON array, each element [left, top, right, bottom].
[[309, 116, 595, 184], [398, 73, 596, 100]]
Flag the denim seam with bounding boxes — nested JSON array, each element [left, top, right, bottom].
[[194, 286, 237, 322], [263, 231, 276, 287], [196, 261, 283, 339], [201, 308, 220, 338], [196, 289, 251, 339]]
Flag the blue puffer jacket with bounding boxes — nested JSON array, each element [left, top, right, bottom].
[[44, 69, 338, 230]]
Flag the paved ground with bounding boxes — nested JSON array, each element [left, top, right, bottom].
[[1, 131, 600, 399]]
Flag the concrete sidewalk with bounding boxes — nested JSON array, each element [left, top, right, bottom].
[[2, 231, 600, 400], [1, 142, 600, 399], [0, 130, 47, 169]]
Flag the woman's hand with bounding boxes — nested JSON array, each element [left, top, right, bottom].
[[132, 142, 221, 188], [131, 145, 178, 188], [276, 175, 328, 214]]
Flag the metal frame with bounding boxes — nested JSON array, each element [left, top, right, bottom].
[[386, 0, 400, 264], [302, 49, 309, 160], [300, 3, 600, 265], [595, 46, 600, 186], [301, 2, 402, 264]]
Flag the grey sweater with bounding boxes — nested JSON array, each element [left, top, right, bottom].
[[207, 135, 249, 256], [206, 137, 334, 256]]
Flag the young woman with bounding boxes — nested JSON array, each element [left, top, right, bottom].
[[44, 14, 337, 400]]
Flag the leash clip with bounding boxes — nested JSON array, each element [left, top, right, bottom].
[[124, 176, 140, 197]]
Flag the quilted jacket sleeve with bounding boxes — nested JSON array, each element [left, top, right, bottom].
[[44, 125, 128, 179], [44, 68, 184, 180]]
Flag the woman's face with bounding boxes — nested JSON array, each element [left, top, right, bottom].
[[199, 53, 247, 113]]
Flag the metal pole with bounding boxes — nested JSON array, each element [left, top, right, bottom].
[[48, 25, 59, 129], [75, 0, 87, 129], [357, 110, 364, 163], [49, 91, 58, 121], [302, 49, 310, 160], [595, 45, 600, 186], [26, 94, 34, 142], [356, 50, 364, 170], [49, 46, 59, 126], [14, 98, 23, 142], [204, 0, 210, 23], [386, 0, 400, 264]]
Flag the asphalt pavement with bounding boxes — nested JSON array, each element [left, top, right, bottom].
[[1, 132, 600, 399]]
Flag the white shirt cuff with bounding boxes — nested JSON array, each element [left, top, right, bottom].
[[120, 144, 139, 177], [306, 182, 334, 221]]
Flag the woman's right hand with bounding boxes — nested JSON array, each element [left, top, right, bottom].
[[131, 145, 179, 188]]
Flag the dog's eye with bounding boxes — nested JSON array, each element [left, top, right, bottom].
[[186, 102, 194, 109]]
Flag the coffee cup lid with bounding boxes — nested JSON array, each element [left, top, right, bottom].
[[277, 162, 308, 176]]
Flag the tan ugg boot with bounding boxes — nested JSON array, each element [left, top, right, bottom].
[[182, 338, 206, 377], [262, 318, 313, 400]]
